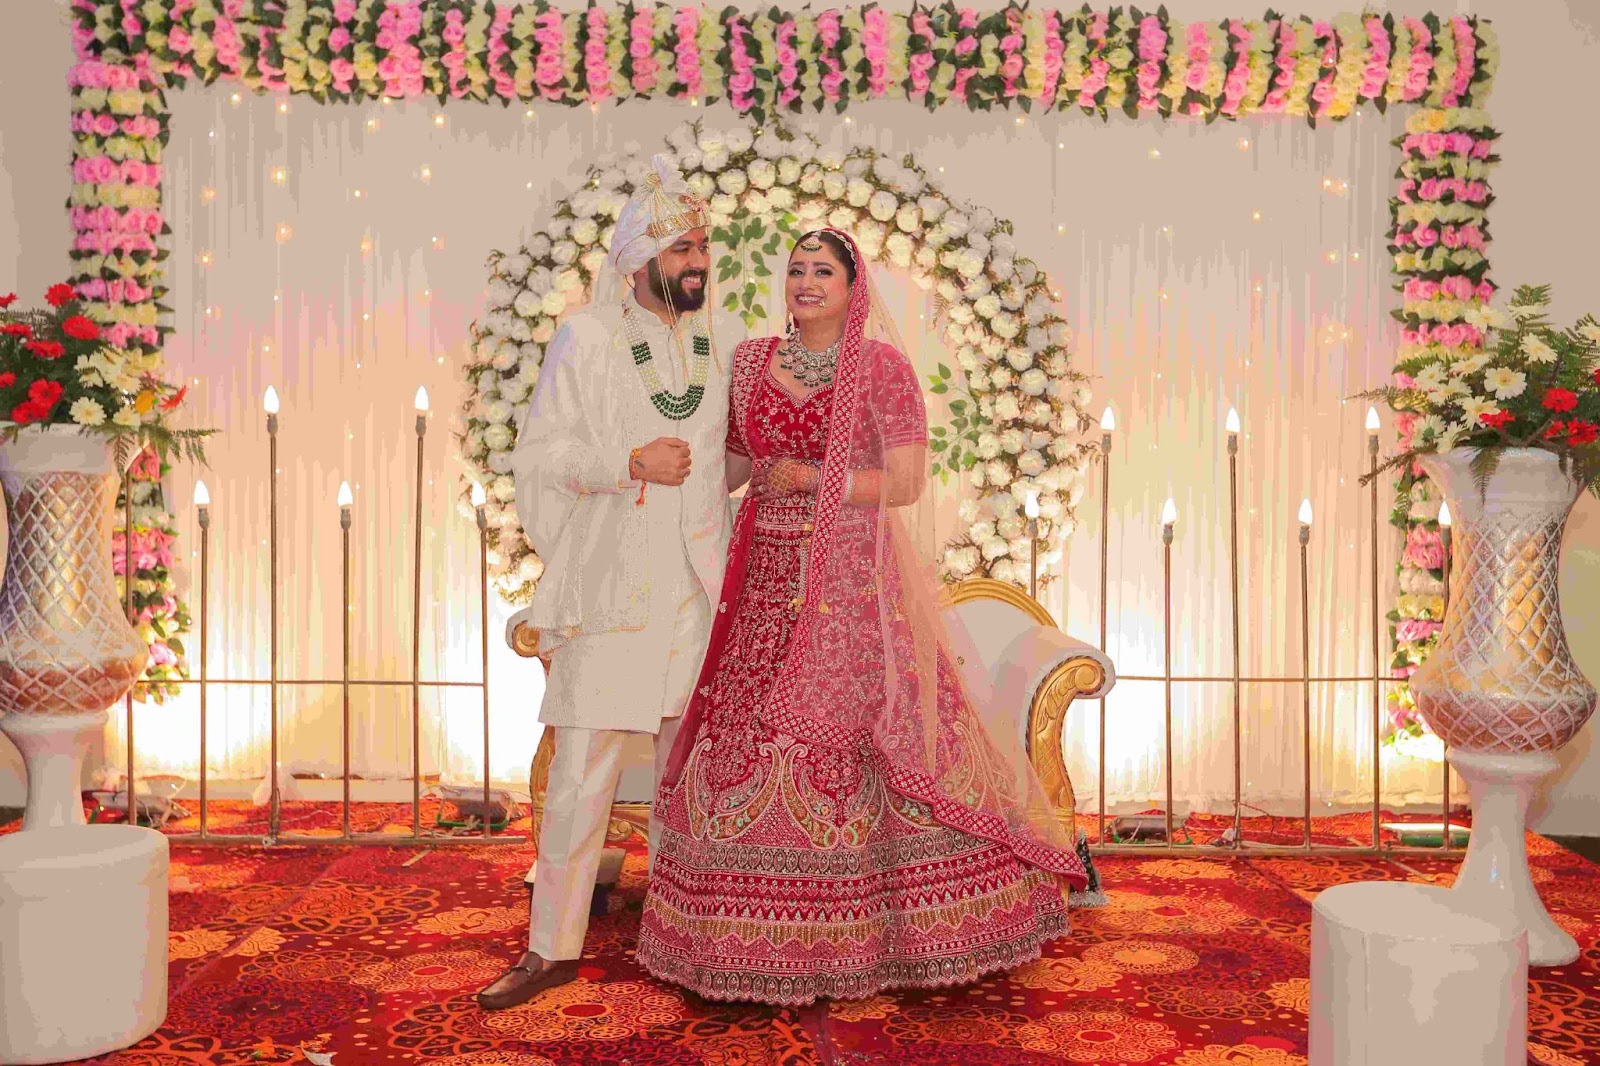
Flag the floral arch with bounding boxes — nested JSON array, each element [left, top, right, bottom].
[[461, 121, 1096, 601]]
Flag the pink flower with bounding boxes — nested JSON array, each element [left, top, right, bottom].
[[1396, 618, 1442, 644], [1405, 526, 1446, 570], [333, 0, 357, 21]]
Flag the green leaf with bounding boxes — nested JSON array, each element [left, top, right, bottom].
[[930, 382, 949, 394], [937, 362, 951, 378]]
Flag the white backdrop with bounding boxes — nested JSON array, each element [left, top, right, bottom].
[[66, 81, 1445, 815]]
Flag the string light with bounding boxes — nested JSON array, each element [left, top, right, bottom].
[[431, 235, 445, 250], [1014, 115, 1025, 126], [1057, 142, 1064, 149], [360, 237, 373, 254], [1147, 148, 1161, 160], [433, 114, 446, 128], [353, 188, 365, 199], [525, 108, 535, 119], [419, 165, 432, 183], [197, 252, 213, 267], [1237, 137, 1250, 151], [1351, 251, 1362, 261], [1251, 210, 1262, 222], [275, 223, 293, 243], [1326, 251, 1341, 263], [526, 181, 534, 189], [271, 166, 288, 185], [277, 101, 289, 115], [200, 186, 216, 203], [1056, 224, 1065, 235], [230, 92, 242, 107], [362, 312, 371, 321], [366, 117, 380, 132]]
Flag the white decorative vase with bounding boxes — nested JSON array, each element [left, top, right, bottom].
[[1412, 447, 1598, 966], [0, 427, 147, 830]]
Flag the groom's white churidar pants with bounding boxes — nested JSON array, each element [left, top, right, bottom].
[[526, 578, 712, 961]]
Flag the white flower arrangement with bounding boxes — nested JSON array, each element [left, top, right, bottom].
[[463, 120, 1093, 601]]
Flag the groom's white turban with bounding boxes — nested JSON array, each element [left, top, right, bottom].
[[609, 153, 708, 278]]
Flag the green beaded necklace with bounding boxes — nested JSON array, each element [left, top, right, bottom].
[[621, 305, 710, 421]]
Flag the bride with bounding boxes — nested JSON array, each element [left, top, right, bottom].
[[636, 227, 1095, 1005]]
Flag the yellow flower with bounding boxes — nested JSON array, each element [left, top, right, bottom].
[[134, 391, 157, 415], [1424, 108, 1449, 132]]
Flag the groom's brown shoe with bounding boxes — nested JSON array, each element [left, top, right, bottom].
[[476, 951, 579, 1011]]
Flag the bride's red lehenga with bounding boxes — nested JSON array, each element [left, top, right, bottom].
[[637, 231, 1088, 1006]]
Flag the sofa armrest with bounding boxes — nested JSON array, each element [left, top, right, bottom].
[[991, 628, 1117, 818], [505, 606, 542, 658]]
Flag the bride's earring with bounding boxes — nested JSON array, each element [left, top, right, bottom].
[[785, 312, 796, 338]]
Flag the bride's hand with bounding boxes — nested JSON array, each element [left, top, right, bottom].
[[752, 458, 818, 496]]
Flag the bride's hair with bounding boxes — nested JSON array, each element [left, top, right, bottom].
[[791, 229, 858, 285]]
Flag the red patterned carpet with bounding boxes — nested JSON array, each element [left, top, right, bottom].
[[6, 804, 1598, 1065]]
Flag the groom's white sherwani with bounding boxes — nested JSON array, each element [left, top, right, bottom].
[[510, 290, 743, 961]]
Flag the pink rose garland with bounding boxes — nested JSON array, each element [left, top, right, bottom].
[[909, 10, 935, 102], [1261, 18, 1297, 113], [1401, 17, 1433, 101], [817, 9, 847, 105], [1077, 11, 1110, 108], [725, 14, 757, 112], [951, 8, 979, 105], [673, 6, 702, 98], [1134, 15, 1166, 111], [375, 0, 425, 99], [441, 8, 471, 98], [1445, 16, 1477, 106], [1309, 20, 1338, 115], [585, 5, 614, 105], [775, 18, 801, 109], [1038, 12, 1064, 107], [1360, 16, 1391, 101], [629, 7, 659, 93], [998, 9, 1024, 100], [863, 7, 892, 98], [486, 5, 517, 101], [1220, 19, 1252, 116], [533, 11, 566, 102]]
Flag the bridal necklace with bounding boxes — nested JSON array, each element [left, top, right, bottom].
[[622, 303, 710, 421], [779, 331, 841, 389]]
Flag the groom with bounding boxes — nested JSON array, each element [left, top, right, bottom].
[[477, 156, 745, 1011]]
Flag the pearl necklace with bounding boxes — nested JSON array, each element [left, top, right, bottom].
[[779, 333, 841, 389], [621, 305, 710, 421]]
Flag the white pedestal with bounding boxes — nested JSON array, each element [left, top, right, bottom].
[[1448, 749, 1577, 966], [1310, 881, 1526, 1066], [0, 825, 169, 1064], [0, 711, 105, 830]]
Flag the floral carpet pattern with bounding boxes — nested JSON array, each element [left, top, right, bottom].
[[6, 803, 1597, 1065]]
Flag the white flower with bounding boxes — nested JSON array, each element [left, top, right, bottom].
[[846, 179, 873, 208], [112, 405, 142, 429], [971, 520, 997, 543], [998, 428, 1024, 454], [518, 360, 544, 385], [491, 341, 519, 370], [1020, 369, 1049, 396], [509, 319, 533, 342], [581, 248, 606, 276], [1451, 352, 1491, 376], [724, 127, 754, 155], [747, 159, 777, 189], [696, 129, 725, 154], [483, 423, 514, 451], [868, 190, 899, 222], [571, 219, 600, 246], [777, 158, 803, 186], [743, 191, 771, 216], [1579, 322, 1600, 346], [975, 433, 1002, 460], [717, 169, 749, 196], [1483, 367, 1527, 399], [983, 460, 1013, 488], [973, 294, 1001, 320], [821, 173, 847, 201], [915, 247, 938, 271], [919, 195, 948, 222], [551, 240, 578, 265], [1003, 348, 1031, 373], [989, 366, 1014, 389], [766, 187, 796, 212], [1438, 420, 1470, 451], [513, 290, 542, 318], [753, 131, 785, 159], [686, 173, 715, 200], [1413, 365, 1448, 392], [501, 379, 532, 404], [828, 207, 857, 231], [981, 536, 1010, 561], [886, 233, 914, 267], [710, 193, 738, 217], [994, 394, 1022, 420], [556, 269, 583, 294], [69, 398, 106, 427], [943, 211, 971, 239], [541, 290, 567, 317], [483, 399, 515, 425], [548, 218, 571, 240], [1460, 396, 1500, 424], [502, 253, 532, 279], [1521, 334, 1557, 363], [799, 166, 825, 194], [530, 320, 555, 344], [895, 204, 921, 233], [991, 313, 1021, 340], [702, 148, 729, 172], [491, 475, 517, 502], [526, 236, 551, 258]]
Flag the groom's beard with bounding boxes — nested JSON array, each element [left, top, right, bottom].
[[647, 260, 708, 313]]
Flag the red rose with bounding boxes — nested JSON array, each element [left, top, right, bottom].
[[45, 283, 76, 308], [25, 340, 65, 360], [0, 373, 15, 389], [61, 315, 99, 341], [1, 323, 33, 339], [0, 293, 16, 308], [1479, 410, 1515, 430], [1542, 388, 1579, 413], [1568, 421, 1600, 447]]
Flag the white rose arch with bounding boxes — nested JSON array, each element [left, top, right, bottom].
[[459, 121, 1097, 604]]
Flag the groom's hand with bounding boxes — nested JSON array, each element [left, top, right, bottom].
[[632, 438, 692, 486]]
